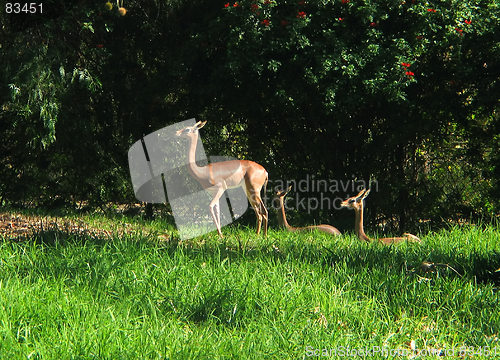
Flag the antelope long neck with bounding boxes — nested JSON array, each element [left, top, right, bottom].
[[277, 196, 293, 230], [185, 132, 209, 181], [355, 203, 371, 241]]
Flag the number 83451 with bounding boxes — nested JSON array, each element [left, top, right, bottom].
[[6, 3, 43, 13]]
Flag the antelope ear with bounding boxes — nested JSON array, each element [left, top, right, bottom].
[[363, 189, 371, 199], [195, 121, 207, 130], [355, 189, 366, 202], [355, 189, 366, 198], [285, 185, 292, 195]]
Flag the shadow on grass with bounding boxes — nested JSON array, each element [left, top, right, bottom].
[[2, 224, 500, 330], [10, 223, 500, 287]]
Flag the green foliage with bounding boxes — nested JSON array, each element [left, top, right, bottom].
[[190, 0, 500, 228], [1, 0, 499, 228]]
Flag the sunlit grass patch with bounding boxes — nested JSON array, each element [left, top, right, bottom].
[[0, 219, 499, 358]]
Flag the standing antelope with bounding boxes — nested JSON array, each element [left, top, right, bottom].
[[176, 121, 268, 237], [274, 186, 341, 236], [341, 189, 420, 244]]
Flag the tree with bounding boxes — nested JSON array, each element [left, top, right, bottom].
[[1, 0, 499, 231], [183, 0, 500, 229]]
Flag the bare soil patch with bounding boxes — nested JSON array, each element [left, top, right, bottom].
[[0, 212, 147, 240]]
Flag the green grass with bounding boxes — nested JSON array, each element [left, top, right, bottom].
[[1, 218, 500, 359]]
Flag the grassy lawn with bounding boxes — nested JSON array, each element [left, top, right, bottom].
[[0, 213, 499, 359]]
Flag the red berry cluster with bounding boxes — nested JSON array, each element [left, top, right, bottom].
[[401, 62, 414, 79]]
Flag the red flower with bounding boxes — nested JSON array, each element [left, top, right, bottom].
[[370, 22, 378, 27], [464, 20, 472, 25], [401, 62, 411, 68], [261, 19, 270, 26], [224, 3, 230, 7], [338, 17, 344, 21], [233, 2, 240, 7], [455, 27, 464, 35], [427, 8, 437, 12], [297, 11, 307, 18], [406, 71, 414, 76], [341, 0, 349, 3]]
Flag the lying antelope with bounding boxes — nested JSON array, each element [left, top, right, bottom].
[[274, 186, 341, 236], [341, 189, 421, 245]]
